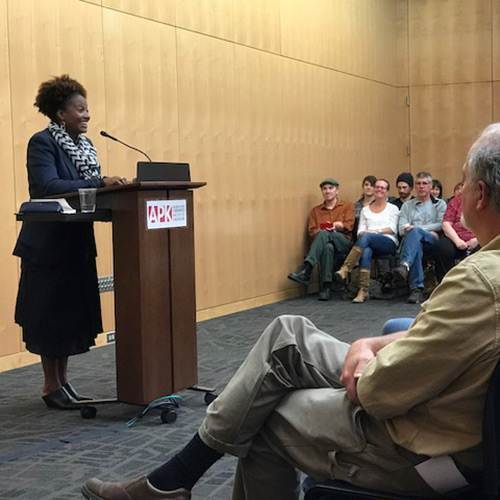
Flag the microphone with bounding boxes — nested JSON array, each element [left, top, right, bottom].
[[100, 130, 152, 162]]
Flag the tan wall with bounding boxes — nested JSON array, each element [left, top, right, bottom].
[[0, 0, 417, 370], [407, 0, 499, 197]]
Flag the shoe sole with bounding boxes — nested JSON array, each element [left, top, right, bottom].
[[287, 274, 309, 286], [81, 484, 101, 500]]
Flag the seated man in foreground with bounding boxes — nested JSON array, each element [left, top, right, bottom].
[[287, 178, 355, 301], [83, 124, 500, 500], [392, 171, 447, 304]]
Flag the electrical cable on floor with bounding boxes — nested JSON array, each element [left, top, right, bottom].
[[126, 395, 182, 427]]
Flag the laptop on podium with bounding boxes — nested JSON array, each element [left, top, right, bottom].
[[137, 162, 190, 182]]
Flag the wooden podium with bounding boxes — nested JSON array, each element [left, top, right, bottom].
[[17, 181, 206, 406], [95, 182, 206, 405]]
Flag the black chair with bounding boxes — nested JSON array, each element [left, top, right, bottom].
[[304, 356, 500, 500]]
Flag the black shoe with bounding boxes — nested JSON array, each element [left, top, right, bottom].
[[42, 387, 79, 410], [287, 267, 311, 285], [392, 264, 409, 284], [318, 286, 333, 301], [407, 288, 424, 304], [63, 382, 92, 401]]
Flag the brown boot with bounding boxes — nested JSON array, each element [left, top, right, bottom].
[[335, 246, 363, 283], [352, 269, 371, 303]]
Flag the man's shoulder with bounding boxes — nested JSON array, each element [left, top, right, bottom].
[[447, 238, 500, 293], [433, 197, 447, 209], [401, 197, 418, 211], [310, 202, 325, 212], [337, 199, 354, 208]]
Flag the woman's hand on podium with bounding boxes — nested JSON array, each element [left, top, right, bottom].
[[103, 176, 130, 186]]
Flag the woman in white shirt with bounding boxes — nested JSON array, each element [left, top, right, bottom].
[[335, 179, 399, 302]]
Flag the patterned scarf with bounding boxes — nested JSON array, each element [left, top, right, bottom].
[[48, 121, 101, 180]]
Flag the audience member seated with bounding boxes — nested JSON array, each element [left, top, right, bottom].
[[335, 179, 399, 303], [353, 175, 376, 237], [392, 171, 447, 304], [446, 181, 464, 203], [82, 123, 500, 500], [433, 192, 479, 283], [431, 178, 443, 200], [288, 178, 355, 301], [389, 171, 414, 209]]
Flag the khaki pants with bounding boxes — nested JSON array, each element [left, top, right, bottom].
[[199, 315, 437, 500]]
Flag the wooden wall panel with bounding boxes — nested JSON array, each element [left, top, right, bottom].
[[0, 0, 436, 367], [176, 30, 237, 309], [281, 0, 398, 85], [408, 0, 492, 86], [233, 0, 280, 54], [397, 0, 409, 87], [176, 24, 406, 311], [0, 0, 21, 357], [494, 82, 500, 123], [175, 0, 233, 41], [494, 0, 500, 82], [103, 0, 175, 24], [410, 83, 492, 197], [102, 9, 179, 180]]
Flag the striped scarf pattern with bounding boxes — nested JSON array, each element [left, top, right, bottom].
[[48, 121, 101, 180]]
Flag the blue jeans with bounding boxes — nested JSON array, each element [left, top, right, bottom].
[[399, 226, 438, 289], [382, 317, 414, 335], [355, 233, 397, 270]]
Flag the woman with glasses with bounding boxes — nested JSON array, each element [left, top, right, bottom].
[[336, 179, 399, 302]]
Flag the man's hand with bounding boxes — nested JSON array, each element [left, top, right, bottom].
[[340, 331, 406, 405], [333, 221, 344, 230], [340, 339, 376, 405], [454, 238, 468, 250], [403, 225, 414, 233]]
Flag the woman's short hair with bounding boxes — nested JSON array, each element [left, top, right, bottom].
[[34, 74, 87, 122], [362, 175, 377, 186]]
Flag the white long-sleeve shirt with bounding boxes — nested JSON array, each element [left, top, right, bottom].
[[358, 203, 399, 245]]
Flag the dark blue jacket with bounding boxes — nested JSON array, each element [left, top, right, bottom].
[[13, 129, 105, 266]]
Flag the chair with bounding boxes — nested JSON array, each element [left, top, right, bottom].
[[303, 356, 500, 500]]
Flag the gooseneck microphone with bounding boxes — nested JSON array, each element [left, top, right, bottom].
[[100, 130, 153, 162]]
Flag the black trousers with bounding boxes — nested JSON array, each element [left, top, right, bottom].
[[433, 236, 468, 283]]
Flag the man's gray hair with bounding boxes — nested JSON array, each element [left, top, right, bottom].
[[468, 123, 500, 212], [416, 171, 432, 183]]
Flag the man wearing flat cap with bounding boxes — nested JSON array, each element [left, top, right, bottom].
[[390, 172, 414, 209], [288, 178, 355, 300]]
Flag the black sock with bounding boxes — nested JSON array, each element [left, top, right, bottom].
[[147, 433, 223, 491]]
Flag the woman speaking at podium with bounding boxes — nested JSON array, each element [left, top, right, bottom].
[[13, 75, 128, 410]]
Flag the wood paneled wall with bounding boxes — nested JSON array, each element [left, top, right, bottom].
[[2, 0, 497, 369], [407, 0, 499, 197]]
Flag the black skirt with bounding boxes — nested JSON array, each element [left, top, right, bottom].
[[15, 257, 103, 358]]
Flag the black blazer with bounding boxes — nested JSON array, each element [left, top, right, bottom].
[[13, 129, 105, 266]]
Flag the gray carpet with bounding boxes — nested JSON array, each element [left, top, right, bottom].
[[0, 293, 420, 499]]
